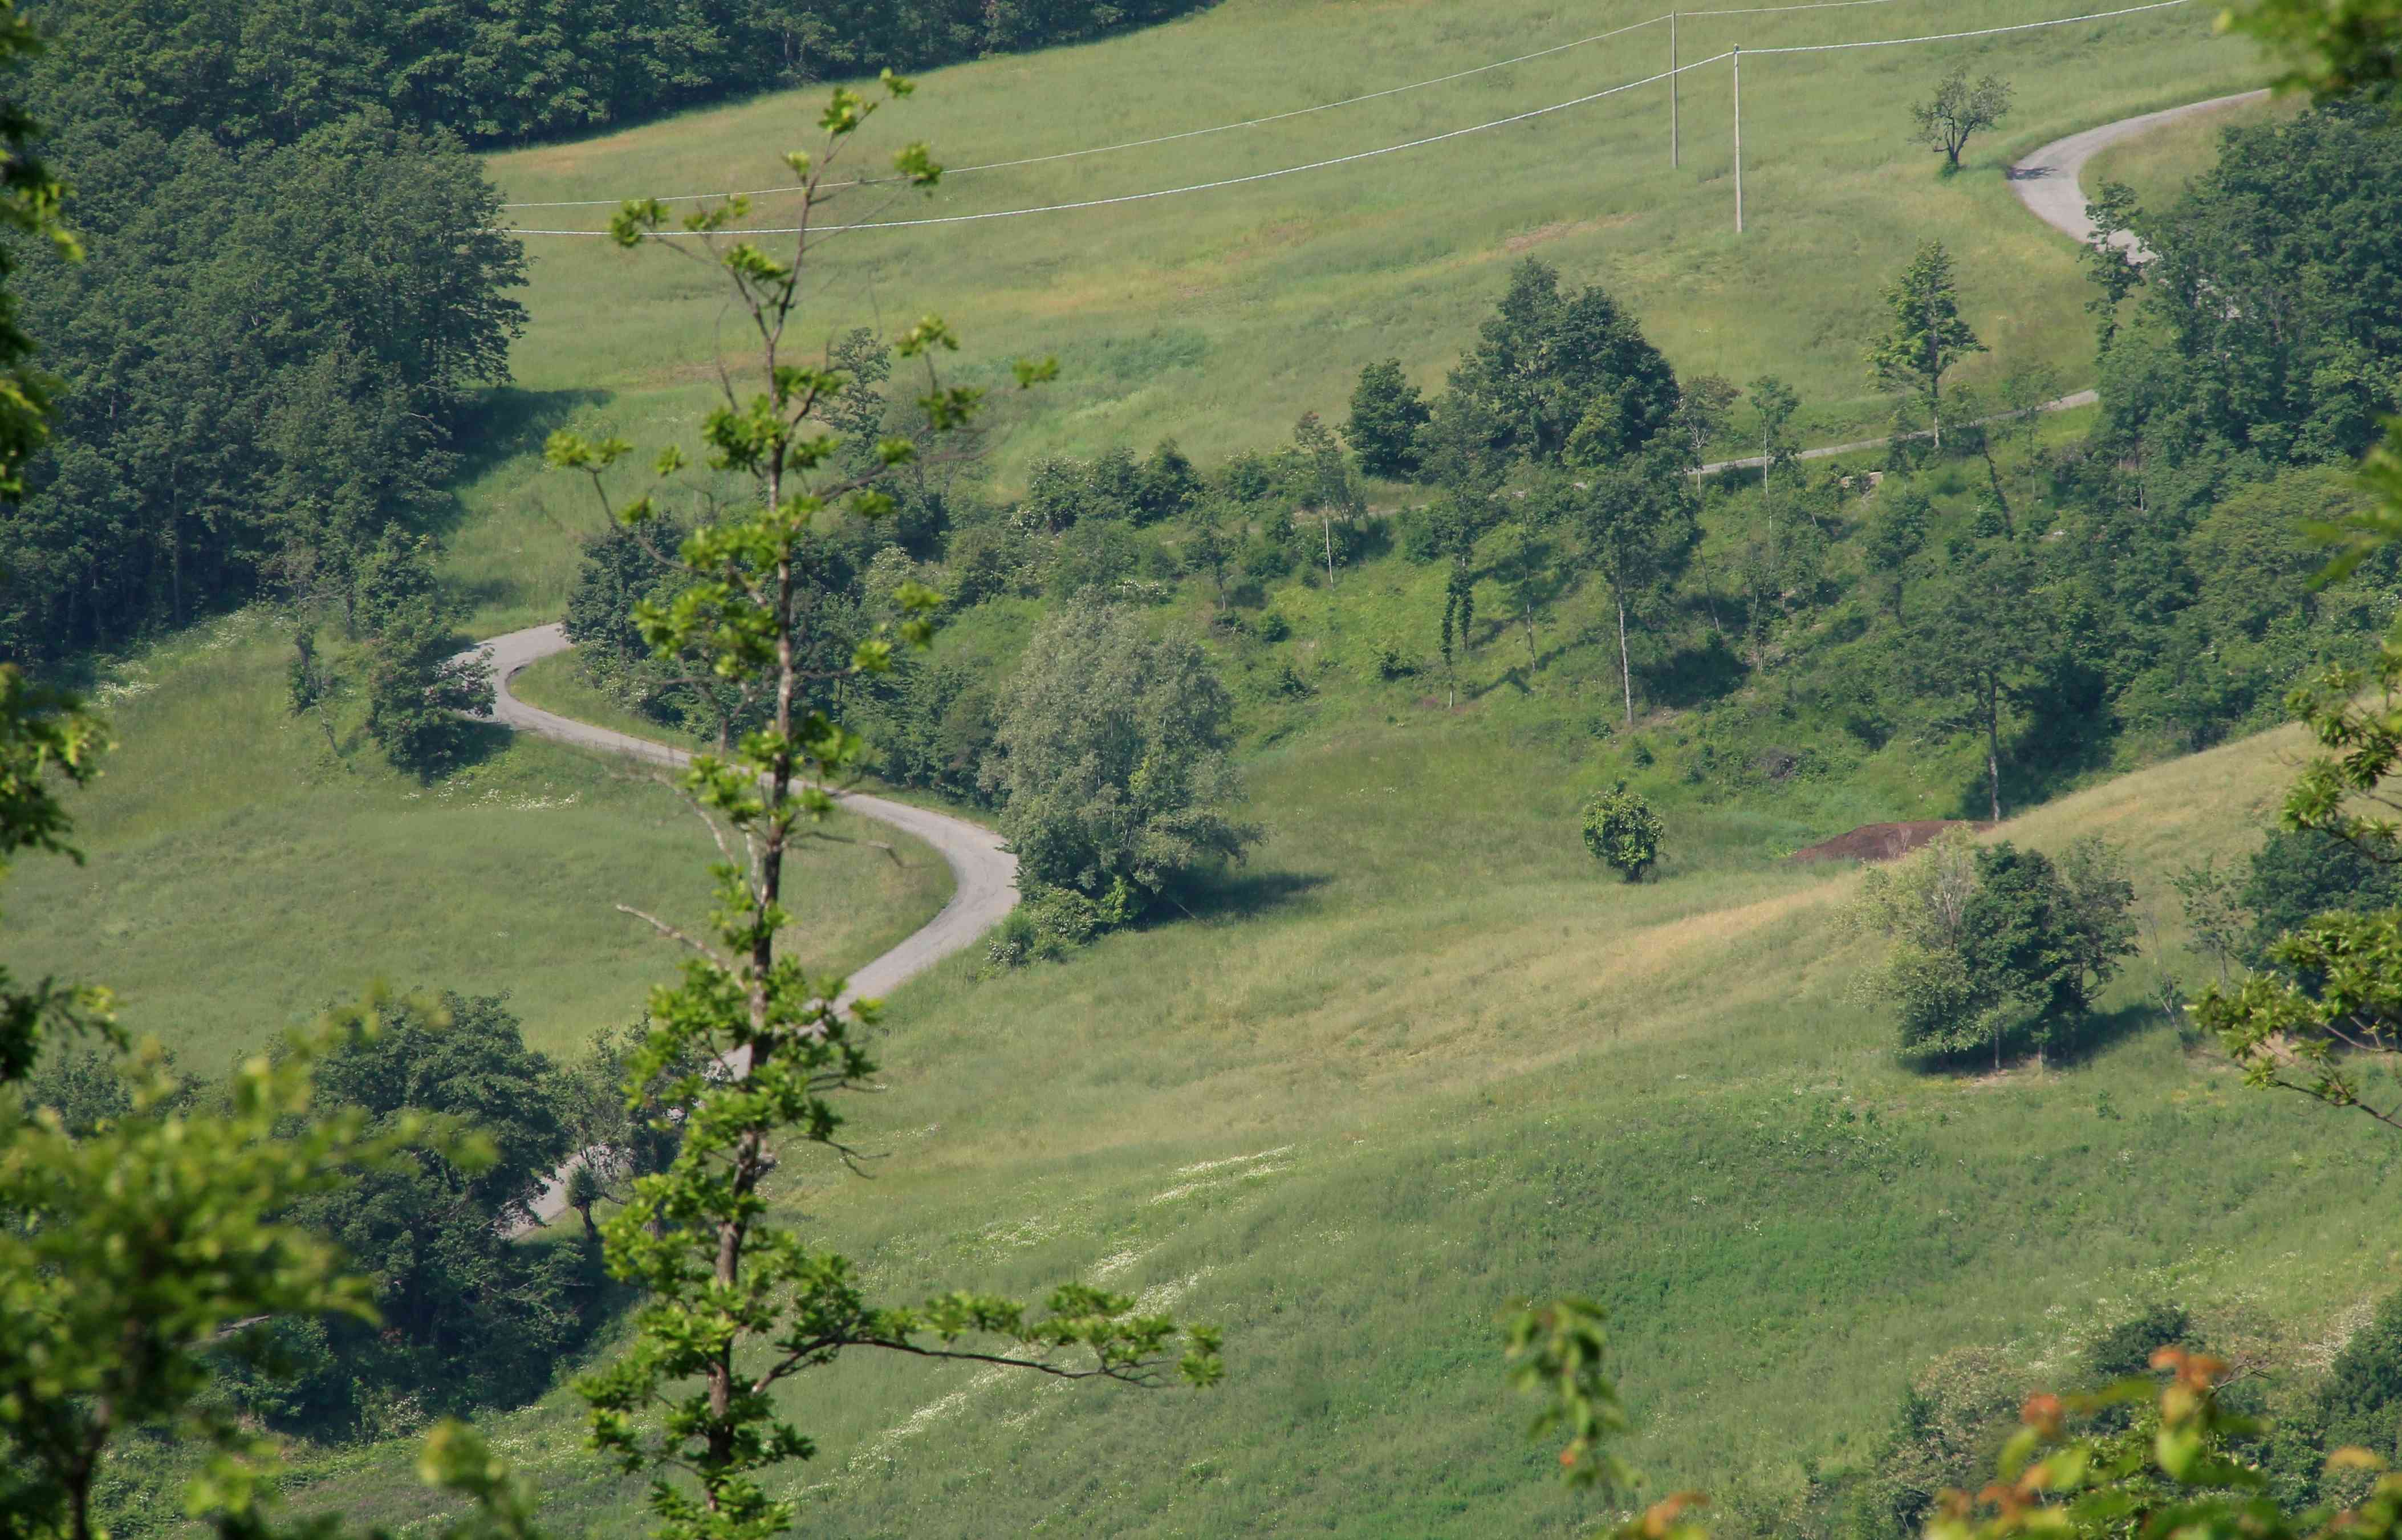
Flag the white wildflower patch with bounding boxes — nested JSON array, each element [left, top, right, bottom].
[[1173, 1145, 1292, 1178], [1090, 1247, 1149, 1282], [1148, 1160, 1291, 1206]]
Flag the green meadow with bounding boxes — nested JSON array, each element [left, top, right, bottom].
[[279, 678, 2398, 1538], [11, 613, 949, 1064]]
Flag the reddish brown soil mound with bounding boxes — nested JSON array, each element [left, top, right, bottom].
[[1790, 820, 1986, 864]]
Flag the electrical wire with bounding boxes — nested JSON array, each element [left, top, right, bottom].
[[506, 54, 1735, 235], [502, 0, 2204, 238], [1747, 0, 2187, 52], [501, 0, 1935, 209]]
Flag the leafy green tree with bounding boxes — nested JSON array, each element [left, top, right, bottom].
[[2120, 100, 2402, 469], [2081, 180, 2146, 355], [1957, 840, 2136, 1068], [1347, 357, 1431, 480], [1573, 445, 1698, 728], [1582, 783, 1664, 883], [1903, 527, 2051, 822], [1444, 259, 1679, 469], [1851, 828, 1986, 1056], [2225, 0, 2402, 99], [1862, 486, 1930, 621], [987, 597, 1258, 903], [0, 673, 109, 1086], [259, 993, 607, 1432], [1294, 410, 1364, 587], [1908, 64, 2013, 170], [1489, 517, 1554, 666], [359, 535, 494, 778], [1672, 374, 1741, 471], [1135, 437, 1202, 525], [552, 81, 1222, 1540], [2317, 1291, 2402, 1464], [1185, 505, 1233, 602], [1439, 517, 1478, 709], [1853, 832, 2132, 1067], [1867, 240, 1986, 450], [2242, 828, 2402, 961]]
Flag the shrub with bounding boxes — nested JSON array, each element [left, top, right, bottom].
[[1582, 783, 1664, 883], [985, 599, 1260, 904]]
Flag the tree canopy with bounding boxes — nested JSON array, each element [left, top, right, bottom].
[[987, 598, 1258, 903]]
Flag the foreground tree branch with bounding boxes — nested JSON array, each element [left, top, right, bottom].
[[551, 77, 1221, 1540]]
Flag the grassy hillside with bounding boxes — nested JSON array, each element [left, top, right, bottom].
[[279, 690, 2398, 1538], [451, 0, 2269, 631], [11, 612, 951, 1064]]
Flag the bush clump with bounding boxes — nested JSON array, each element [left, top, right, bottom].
[[1582, 783, 1664, 883]]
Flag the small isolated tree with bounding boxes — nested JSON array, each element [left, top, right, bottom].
[[1908, 63, 2013, 171], [1867, 240, 1987, 450], [987, 598, 1259, 905], [1347, 357, 1430, 480], [1582, 783, 1664, 883], [1854, 832, 2133, 1067]]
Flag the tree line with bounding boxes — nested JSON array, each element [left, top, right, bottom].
[[25, 0, 1214, 148]]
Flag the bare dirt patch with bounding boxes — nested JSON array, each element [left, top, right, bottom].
[[1789, 820, 1987, 864]]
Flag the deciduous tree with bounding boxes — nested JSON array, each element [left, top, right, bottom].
[[552, 85, 1224, 1539], [1867, 240, 1986, 450], [987, 598, 1258, 903], [1908, 64, 2013, 170], [1347, 357, 1431, 480]]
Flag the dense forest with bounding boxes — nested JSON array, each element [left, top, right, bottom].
[[23, 0, 1214, 147]]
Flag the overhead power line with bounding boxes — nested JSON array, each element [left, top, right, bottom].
[[507, 54, 1734, 236], [1748, 0, 2189, 51], [503, 0, 2200, 239], [501, 0, 1929, 210]]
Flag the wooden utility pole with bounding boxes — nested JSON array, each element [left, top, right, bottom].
[[1732, 46, 1744, 234], [1669, 12, 1680, 166]]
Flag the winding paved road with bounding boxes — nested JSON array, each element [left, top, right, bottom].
[[474, 624, 1019, 1228], [2007, 89, 2270, 249], [478, 623, 1019, 1009], [1696, 90, 2271, 479]]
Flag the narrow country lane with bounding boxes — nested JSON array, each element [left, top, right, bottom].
[[469, 623, 1019, 1226]]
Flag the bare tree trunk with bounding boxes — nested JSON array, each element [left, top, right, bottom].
[[168, 496, 184, 629], [1322, 508, 1336, 588], [1617, 589, 1635, 730], [1985, 676, 2003, 823]]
